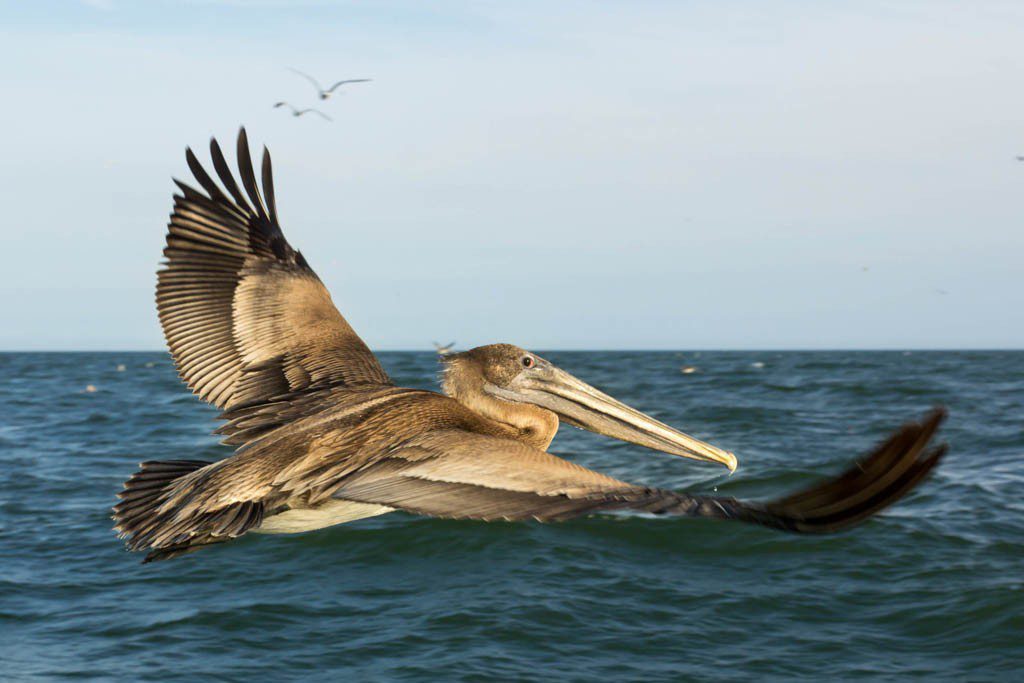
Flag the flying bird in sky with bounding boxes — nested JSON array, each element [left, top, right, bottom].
[[433, 341, 456, 356], [289, 68, 371, 100], [273, 102, 332, 121], [112, 128, 949, 563]]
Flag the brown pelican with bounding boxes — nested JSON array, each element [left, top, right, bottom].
[[273, 102, 332, 121], [288, 68, 371, 100], [112, 128, 949, 563]]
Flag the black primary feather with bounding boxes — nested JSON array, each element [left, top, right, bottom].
[[209, 137, 253, 214], [262, 146, 279, 225], [236, 128, 270, 222]]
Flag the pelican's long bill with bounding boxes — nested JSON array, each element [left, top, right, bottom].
[[488, 360, 738, 473]]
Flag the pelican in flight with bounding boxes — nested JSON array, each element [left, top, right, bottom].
[[273, 102, 332, 121], [113, 128, 948, 562], [434, 341, 456, 356], [289, 68, 371, 100]]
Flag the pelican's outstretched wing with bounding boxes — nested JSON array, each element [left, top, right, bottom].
[[117, 407, 946, 561], [158, 128, 390, 421], [334, 408, 947, 527]]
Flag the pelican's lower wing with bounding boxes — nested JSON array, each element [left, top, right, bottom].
[[116, 409, 946, 562], [334, 409, 947, 531]]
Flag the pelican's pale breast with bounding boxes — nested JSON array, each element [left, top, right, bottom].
[[254, 500, 394, 534]]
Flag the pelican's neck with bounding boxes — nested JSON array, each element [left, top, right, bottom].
[[443, 365, 558, 450]]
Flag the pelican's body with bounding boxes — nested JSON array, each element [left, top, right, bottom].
[[176, 383, 562, 535], [113, 129, 948, 562]]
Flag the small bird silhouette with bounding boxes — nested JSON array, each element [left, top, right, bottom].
[[433, 341, 456, 356], [1017, 156, 1024, 162], [273, 102, 332, 121], [289, 68, 371, 100]]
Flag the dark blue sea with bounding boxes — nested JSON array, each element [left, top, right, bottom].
[[1, 351, 1021, 681]]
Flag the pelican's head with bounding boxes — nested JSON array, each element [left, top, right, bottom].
[[441, 344, 737, 472]]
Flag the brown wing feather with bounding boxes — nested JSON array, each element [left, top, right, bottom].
[[335, 429, 642, 518], [157, 127, 391, 420], [333, 409, 948, 526]]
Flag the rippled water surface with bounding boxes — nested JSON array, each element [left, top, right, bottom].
[[1, 351, 1021, 681]]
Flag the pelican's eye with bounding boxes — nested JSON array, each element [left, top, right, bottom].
[[522, 356, 535, 369]]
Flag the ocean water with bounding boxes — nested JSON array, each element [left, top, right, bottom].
[[1, 350, 1021, 681]]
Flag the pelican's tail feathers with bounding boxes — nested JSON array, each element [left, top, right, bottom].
[[673, 407, 948, 533], [112, 459, 264, 563]]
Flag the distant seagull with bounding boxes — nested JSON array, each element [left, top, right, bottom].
[[289, 68, 371, 100], [433, 341, 456, 356], [273, 102, 332, 121], [934, 288, 949, 295]]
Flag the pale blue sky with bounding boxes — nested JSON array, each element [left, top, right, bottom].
[[1, 0, 1021, 350]]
